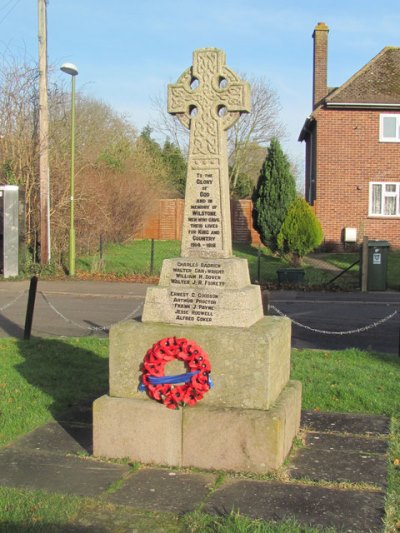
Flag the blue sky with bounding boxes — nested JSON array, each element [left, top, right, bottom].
[[1, 0, 400, 172]]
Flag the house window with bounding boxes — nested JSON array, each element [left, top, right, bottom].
[[369, 182, 400, 216], [379, 114, 400, 142]]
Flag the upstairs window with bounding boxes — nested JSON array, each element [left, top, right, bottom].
[[369, 182, 400, 216], [380, 114, 400, 142]]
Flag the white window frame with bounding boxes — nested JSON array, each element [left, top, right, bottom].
[[369, 181, 400, 217], [379, 114, 400, 142]]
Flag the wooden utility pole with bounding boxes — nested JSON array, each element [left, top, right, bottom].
[[38, 0, 50, 263]]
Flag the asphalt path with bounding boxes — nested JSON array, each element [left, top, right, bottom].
[[268, 291, 399, 354], [0, 280, 398, 354]]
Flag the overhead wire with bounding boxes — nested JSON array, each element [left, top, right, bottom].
[[0, 0, 22, 26]]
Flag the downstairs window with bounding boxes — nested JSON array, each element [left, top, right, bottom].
[[369, 182, 400, 217]]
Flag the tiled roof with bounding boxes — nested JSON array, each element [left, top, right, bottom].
[[326, 47, 400, 105]]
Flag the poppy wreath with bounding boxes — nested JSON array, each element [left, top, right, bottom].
[[139, 336, 212, 409]]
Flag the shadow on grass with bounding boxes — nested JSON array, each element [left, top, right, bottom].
[[14, 338, 108, 452], [232, 242, 260, 256]]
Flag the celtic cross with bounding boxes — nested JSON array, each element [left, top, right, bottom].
[[168, 48, 250, 258]]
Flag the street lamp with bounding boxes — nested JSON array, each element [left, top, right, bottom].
[[60, 62, 78, 276]]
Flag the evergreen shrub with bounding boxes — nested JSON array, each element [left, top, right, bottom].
[[277, 198, 323, 263]]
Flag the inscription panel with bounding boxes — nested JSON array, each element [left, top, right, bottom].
[[186, 168, 222, 253], [169, 259, 225, 324]]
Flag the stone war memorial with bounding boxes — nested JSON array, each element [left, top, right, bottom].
[[93, 48, 302, 473]]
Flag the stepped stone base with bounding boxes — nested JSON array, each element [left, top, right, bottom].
[[108, 316, 291, 411], [93, 381, 301, 473], [92, 314, 302, 473]]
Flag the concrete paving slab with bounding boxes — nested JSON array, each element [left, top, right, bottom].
[[0, 522, 107, 532], [107, 468, 215, 513], [301, 410, 390, 435], [205, 480, 385, 532], [12, 421, 92, 455], [73, 506, 175, 532], [305, 431, 389, 454], [289, 448, 388, 488], [0, 448, 128, 497], [0, 407, 391, 531]]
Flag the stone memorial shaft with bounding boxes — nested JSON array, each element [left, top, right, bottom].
[[168, 47, 250, 259], [142, 49, 263, 327]]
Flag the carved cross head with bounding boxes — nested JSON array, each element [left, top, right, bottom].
[[168, 48, 250, 133]]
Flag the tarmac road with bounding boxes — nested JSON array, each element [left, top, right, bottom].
[[0, 280, 398, 354], [268, 290, 399, 354]]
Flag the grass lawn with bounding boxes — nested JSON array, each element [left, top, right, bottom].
[[0, 337, 399, 531], [76, 239, 370, 289], [76, 239, 302, 282], [0, 338, 109, 447], [77, 239, 181, 277], [76, 239, 400, 290]]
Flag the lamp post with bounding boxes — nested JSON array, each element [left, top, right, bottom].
[[60, 63, 78, 276]]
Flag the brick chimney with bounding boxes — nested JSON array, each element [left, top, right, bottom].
[[313, 22, 329, 109]]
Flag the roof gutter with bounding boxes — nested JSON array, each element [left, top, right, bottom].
[[325, 102, 400, 109], [298, 116, 314, 142]]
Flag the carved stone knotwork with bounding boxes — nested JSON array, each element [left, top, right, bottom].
[[168, 48, 250, 259]]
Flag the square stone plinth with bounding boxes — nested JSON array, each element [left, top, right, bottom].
[[93, 381, 302, 473], [93, 395, 182, 466], [182, 380, 302, 472], [109, 316, 291, 411]]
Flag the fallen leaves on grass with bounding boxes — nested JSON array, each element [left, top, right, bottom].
[[75, 271, 159, 284]]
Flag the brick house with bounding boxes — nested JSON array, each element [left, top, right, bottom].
[[299, 22, 400, 249]]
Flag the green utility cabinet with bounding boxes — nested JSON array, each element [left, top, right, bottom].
[[366, 240, 390, 291]]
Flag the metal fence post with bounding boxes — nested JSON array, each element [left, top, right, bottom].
[[361, 236, 368, 292], [99, 234, 103, 260], [150, 239, 155, 275], [24, 276, 38, 340]]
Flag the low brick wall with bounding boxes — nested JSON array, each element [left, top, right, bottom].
[[135, 198, 261, 245]]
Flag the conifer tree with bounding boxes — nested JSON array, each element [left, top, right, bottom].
[[162, 139, 187, 196], [253, 138, 296, 249]]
